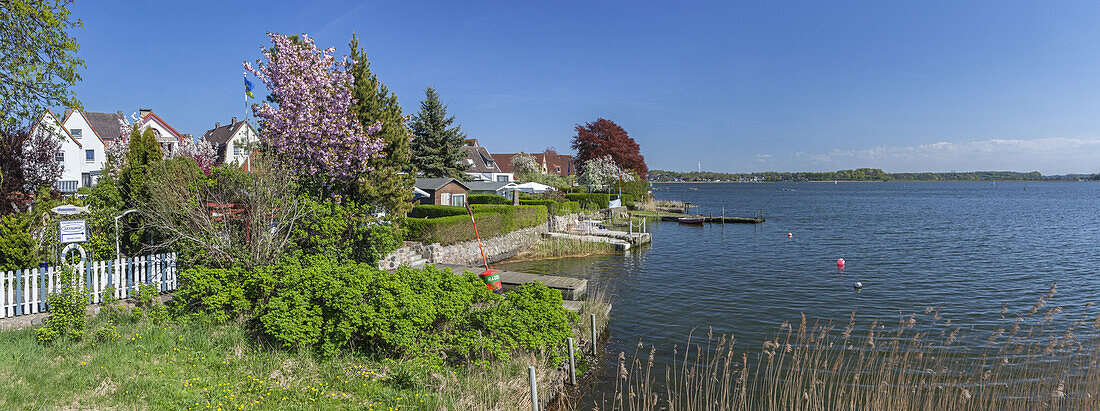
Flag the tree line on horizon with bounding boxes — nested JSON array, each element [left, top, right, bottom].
[[645, 168, 1100, 182]]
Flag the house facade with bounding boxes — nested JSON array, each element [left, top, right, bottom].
[[33, 110, 126, 192], [493, 152, 575, 177], [201, 118, 257, 168], [413, 178, 469, 206], [461, 139, 513, 182], [134, 109, 186, 153]]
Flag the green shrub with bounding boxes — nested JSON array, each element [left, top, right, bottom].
[[37, 269, 87, 344], [407, 205, 468, 219], [257, 260, 494, 357], [565, 193, 611, 209], [471, 282, 577, 363], [519, 200, 581, 216], [468, 194, 510, 204], [294, 199, 403, 265], [175, 267, 251, 323], [0, 215, 36, 271]]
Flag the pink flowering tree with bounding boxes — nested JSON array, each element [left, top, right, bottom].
[[243, 33, 382, 190], [173, 137, 216, 175]]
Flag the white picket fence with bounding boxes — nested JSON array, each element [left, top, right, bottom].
[[0, 252, 178, 319]]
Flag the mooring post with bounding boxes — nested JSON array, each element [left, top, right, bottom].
[[528, 366, 539, 411], [568, 337, 577, 386], [590, 313, 598, 354]]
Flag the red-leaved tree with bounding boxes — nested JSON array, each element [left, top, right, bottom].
[[570, 118, 647, 178]]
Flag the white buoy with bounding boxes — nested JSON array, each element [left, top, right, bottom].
[[854, 282, 863, 290]]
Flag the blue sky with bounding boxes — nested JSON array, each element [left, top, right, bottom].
[[68, 1, 1100, 174]]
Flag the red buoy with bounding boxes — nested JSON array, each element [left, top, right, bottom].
[[837, 258, 845, 268], [480, 269, 502, 291]]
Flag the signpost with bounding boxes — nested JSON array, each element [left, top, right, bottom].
[[59, 219, 88, 244]]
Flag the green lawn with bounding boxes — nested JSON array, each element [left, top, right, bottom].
[[0, 312, 440, 410]]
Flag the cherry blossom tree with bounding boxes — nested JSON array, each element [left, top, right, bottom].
[[243, 33, 382, 187], [580, 155, 634, 192]]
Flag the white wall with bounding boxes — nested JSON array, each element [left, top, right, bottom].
[[224, 123, 257, 166], [60, 112, 108, 188]]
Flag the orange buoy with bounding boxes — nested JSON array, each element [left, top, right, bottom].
[[479, 269, 502, 291]]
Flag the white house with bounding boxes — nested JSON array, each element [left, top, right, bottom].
[[28, 110, 125, 192], [201, 118, 258, 169], [133, 108, 186, 153], [460, 139, 513, 182]]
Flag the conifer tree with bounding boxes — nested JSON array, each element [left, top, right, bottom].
[[408, 87, 468, 179], [121, 127, 161, 208], [348, 34, 414, 215]]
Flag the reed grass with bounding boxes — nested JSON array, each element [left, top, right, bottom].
[[510, 237, 618, 261], [608, 283, 1100, 410]]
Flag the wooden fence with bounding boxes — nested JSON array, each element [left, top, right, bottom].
[[0, 252, 178, 319]]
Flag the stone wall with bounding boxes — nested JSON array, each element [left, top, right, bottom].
[[378, 213, 582, 270]]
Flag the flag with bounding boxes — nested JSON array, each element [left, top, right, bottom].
[[244, 75, 254, 99]]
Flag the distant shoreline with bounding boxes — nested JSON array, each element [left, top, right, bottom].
[[649, 180, 1089, 183]]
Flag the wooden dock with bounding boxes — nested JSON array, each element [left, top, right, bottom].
[[436, 264, 588, 300], [657, 215, 765, 224]]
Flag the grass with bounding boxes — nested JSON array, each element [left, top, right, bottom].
[[510, 237, 619, 261], [607, 283, 1100, 410], [0, 310, 441, 410], [0, 287, 614, 410]]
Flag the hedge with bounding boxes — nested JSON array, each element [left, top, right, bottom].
[[519, 199, 581, 216], [404, 205, 549, 245], [468, 194, 510, 204], [408, 205, 468, 219], [565, 193, 610, 209]]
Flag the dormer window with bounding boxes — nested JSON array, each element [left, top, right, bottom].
[[70, 129, 82, 138]]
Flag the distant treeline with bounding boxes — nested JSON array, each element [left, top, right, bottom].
[[649, 168, 1100, 182]]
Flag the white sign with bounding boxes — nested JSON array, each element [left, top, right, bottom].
[[51, 205, 90, 215], [59, 219, 87, 244], [609, 199, 622, 208]]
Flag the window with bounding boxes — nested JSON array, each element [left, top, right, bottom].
[[234, 145, 241, 156], [85, 150, 94, 162], [451, 194, 466, 207], [556, 166, 561, 172], [70, 129, 82, 138], [440, 193, 451, 205], [496, 175, 509, 182], [55, 152, 64, 162]]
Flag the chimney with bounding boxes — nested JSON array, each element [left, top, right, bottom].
[[231, 117, 237, 125], [117, 110, 124, 116], [139, 108, 152, 118], [215, 122, 220, 129]]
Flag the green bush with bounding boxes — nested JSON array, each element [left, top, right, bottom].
[[471, 282, 576, 362], [175, 267, 251, 323], [407, 205, 468, 219], [519, 200, 581, 216], [293, 199, 403, 266], [37, 269, 87, 344], [0, 215, 36, 271], [404, 205, 547, 245], [565, 193, 611, 209], [468, 194, 510, 204]]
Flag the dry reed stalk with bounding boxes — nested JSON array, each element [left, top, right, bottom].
[[601, 283, 1100, 410]]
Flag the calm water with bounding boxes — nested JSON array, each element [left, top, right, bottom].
[[497, 181, 1100, 402]]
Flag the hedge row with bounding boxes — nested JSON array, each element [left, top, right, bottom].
[[404, 205, 548, 245], [468, 194, 510, 204], [565, 193, 610, 209], [408, 205, 468, 219], [519, 199, 581, 216]]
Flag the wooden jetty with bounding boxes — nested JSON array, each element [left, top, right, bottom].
[[436, 264, 588, 300], [657, 215, 764, 224]]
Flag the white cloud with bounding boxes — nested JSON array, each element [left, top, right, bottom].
[[795, 137, 1100, 174]]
